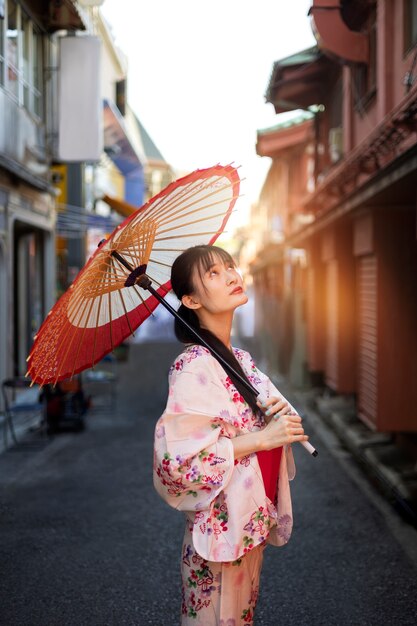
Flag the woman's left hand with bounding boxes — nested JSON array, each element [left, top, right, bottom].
[[256, 396, 294, 424]]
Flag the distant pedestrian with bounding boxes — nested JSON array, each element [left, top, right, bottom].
[[153, 245, 308, 625]]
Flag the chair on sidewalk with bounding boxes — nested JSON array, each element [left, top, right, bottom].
[[40, 376, 89, 434], [1, 377, 48, 451]]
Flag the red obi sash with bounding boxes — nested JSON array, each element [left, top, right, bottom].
[[256, 446, 283, 502]]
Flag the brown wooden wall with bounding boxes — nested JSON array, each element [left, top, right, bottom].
[[354, 208, 417, 432], [321, 224, 357, 393], [376, 208, 417, 432]]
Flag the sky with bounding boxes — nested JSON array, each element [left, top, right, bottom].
[[101, 0, 316, 223]]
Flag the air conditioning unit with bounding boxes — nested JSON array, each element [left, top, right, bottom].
[[329, 127, 343, 163]]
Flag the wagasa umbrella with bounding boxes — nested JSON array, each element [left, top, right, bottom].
[[26, 164, 317, 457]]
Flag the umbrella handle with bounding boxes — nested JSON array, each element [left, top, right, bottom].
[[255, 390, 318, 457], [136, 274, 318, 458]]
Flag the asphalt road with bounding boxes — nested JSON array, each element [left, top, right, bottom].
[[1, 341, 417, 626]]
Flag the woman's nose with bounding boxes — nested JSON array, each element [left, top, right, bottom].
[[226, 270, 237, 284]]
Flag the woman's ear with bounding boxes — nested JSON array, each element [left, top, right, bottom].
[[181, 294, 201, 310]]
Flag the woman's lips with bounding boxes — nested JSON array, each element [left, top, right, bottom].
[[230, 287, 243, 295]]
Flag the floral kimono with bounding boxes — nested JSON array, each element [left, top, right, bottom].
[[153, 344, 297, 625]]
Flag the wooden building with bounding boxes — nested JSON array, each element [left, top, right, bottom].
[[254, 0, 417, 439]]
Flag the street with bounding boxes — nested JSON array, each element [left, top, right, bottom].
[[1, 341, 417, 626]]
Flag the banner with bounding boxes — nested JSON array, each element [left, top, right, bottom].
[[58, 36, 103, 161]]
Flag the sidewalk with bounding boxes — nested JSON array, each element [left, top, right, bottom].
[[289, 385, 417, 527]]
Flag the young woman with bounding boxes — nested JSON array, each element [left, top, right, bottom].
[[153, 245, 308, 626]]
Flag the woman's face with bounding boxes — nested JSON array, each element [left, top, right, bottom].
[[186, 253, 248, 315]]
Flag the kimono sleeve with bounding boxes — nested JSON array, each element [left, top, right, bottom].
[[153, 351, 235, 512], [246, 353, 297, 481]]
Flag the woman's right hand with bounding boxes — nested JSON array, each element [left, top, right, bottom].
[[260, 413, 309, 451]]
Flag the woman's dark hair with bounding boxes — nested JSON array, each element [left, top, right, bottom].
[[170, 245, 260, 416]]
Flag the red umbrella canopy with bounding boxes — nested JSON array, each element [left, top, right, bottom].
[[26, 165, 240, 386]]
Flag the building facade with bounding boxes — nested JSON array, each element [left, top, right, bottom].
[[0, 1, 167, 389], [0, 0, 88, 385], [254, 0, 417, 445], [252, 112, 314, 384]]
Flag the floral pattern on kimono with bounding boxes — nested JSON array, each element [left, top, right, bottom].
[[180, 518, 264, 625], [153, 344, 296, 562]]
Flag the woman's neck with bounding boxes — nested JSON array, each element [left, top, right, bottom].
[[197, 310, 233, 350]]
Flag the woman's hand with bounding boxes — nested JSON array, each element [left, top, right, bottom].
[[231, 408, 309, 458], [260, 413, 309, 451], [256, 396, 292, 424]]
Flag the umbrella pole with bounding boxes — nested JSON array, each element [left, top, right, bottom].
[[108, 249, 258, 395], [108, 252, 318, 458], [135, 274, 260, 399]]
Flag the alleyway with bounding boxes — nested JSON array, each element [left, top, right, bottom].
[[1, 341, 417, 626]]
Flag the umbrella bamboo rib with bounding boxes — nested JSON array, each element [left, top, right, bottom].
[[67, 277, 105, 320], [145, 179, 233, 224], [69, 290, 99, 378], [132, 175, 218, 223], [95, 255, 127, 282], [67, 289, 93, 321], [154, 230, 222, 242], [107, 264, 114, 353], [68, 276, 102, 314], [135, 174, 231, 224], [110, 253, 131, 276], [138, 179, 234, 227], [147, 258, 173, 269], [40, 290, 91, 385], [92, 292, 105, 368], [117, 289, 135, 337], [156, 208, 236, 236], [155, 194, 239, 229], [51, 319, 79, 386], [145, 247, 192, 253], [131, 284, 156, 318], [144, 275, 167, 289], [108, 294, 114, 352]]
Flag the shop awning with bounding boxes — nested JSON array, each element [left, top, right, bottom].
[[103, 99, 146, 207], [101, 194, 138, 219], [265, 46, 338, 114], [256, 112, 314, 157]]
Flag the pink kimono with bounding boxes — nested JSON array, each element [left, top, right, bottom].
[[153, 344, 297, 625]]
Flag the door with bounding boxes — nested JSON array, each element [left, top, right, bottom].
[[357, 255, 378, 429]]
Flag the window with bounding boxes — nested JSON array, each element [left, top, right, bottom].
[[21, 10, 30, 109], [1, 0, 43, 118], [32, 26, 42, 117], [404, 0, 417, 52], [6, 0, 18, 99]]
